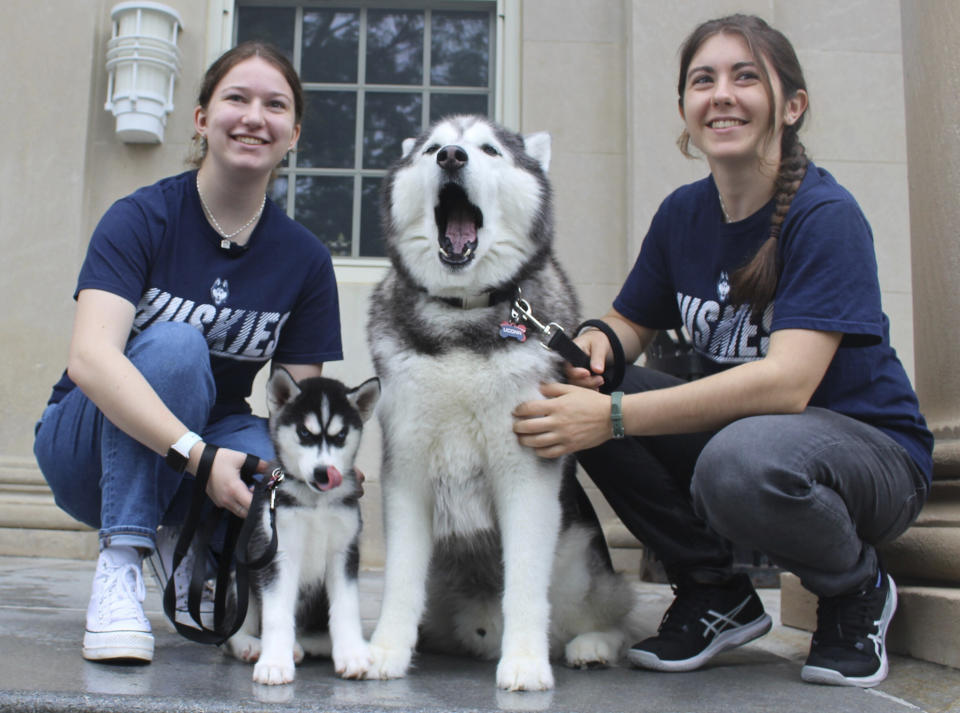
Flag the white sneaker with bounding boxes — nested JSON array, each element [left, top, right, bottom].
[[83, 547, 154, 662], [147, 526, 215, 629]]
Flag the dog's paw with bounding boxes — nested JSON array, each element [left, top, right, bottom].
[[252, 658, 296, 686], [361, 643, 412, 680], [564, 631, 624, 669], [334, 641, 372, 679], [496, 654, 554, 691], [225, 632, 261, 663]]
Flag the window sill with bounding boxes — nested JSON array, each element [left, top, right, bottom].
[[332, 258, 390, 284]]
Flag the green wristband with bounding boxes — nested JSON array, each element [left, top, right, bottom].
[[610, 391, 625, 439]]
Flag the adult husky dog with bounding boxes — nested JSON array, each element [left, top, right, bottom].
[[363, 115, 636, 691], [224, 369, 380, 685]]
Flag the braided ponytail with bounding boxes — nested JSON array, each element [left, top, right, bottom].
[[729, 130, 809, 315]]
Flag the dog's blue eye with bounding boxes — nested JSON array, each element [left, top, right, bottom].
[[424, 143, 441, 155], [296, 424, 311, 440], [481, 144, 500, 157]]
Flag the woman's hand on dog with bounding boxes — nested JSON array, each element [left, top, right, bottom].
[[204, 447, 264, 517], [513, 383, 613, 458]]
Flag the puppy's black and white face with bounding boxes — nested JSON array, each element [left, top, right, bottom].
[[267, 369, 380, 493]]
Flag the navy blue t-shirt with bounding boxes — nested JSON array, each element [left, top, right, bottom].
[[614, 163, 933, 481], [49, 170, 343, 419]]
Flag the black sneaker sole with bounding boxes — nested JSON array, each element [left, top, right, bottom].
[[800, 575, 897, 688], [627, 612, 773, 672]]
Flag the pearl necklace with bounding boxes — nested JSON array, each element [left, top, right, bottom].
[[196, 175, 266, 243]]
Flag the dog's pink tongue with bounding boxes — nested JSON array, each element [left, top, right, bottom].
[[320, 466, 342, 491], [446, 206, 477, 253]]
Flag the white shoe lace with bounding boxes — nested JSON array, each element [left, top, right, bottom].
[[94, 562, 148, 628]]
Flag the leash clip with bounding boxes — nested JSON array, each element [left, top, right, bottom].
[[511, 291, 564, 346], [267, 467, 285, 510]]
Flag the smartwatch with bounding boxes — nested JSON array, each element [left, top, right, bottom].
[[165, 431, 202, 473]]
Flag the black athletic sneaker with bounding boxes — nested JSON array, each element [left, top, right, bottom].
[[627, 572, 772, 672], [801, 571, 897, 687]]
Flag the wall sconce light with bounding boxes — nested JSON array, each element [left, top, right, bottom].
[[105, 2, 182, 144]]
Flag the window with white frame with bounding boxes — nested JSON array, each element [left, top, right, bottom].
[[234, 2, 497, 259]]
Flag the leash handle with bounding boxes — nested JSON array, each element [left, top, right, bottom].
[[162, 445, 278, 646], [573, 319, 626, 394]]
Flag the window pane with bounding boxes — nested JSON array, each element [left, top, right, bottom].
[[364, 92, 422, 169], [430, 93, 488, 122], [431, 12, 489, 87], [366, 10, 424, 85], [295, 176, 354, 256], [236, 6, 295, 60], [360, 177, 385, 257], [298, 91, 357, 169], [302, 10, 359, 83]]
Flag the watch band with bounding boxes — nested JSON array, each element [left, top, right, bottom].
[[610, 391, 625, 439], [165, 431, 202, 473]]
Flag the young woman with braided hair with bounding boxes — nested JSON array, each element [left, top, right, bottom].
[[514, 15, 931, 687]]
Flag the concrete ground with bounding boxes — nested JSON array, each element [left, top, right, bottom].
[[1, 555, 959, 713]]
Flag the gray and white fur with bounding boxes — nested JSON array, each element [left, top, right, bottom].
[[362, 115, 638, 691], [224, 368, 380, 685]]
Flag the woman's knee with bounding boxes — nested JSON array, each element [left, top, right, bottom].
[[126, 322, 215, 417], [690, 418, 784, 536]]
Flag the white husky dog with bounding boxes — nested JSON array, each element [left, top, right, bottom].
[[363, 115, 637, 691]]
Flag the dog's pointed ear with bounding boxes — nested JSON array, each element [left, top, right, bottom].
[[347, 377, 381, 423], [267, 367, 301, 415], [401, 137, 417, 158], [522, 131, 551, 173]]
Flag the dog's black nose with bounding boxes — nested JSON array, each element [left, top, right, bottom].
[[437, 145, 468, 171]]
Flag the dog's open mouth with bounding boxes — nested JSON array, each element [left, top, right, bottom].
[[435, 184, 483, 267]]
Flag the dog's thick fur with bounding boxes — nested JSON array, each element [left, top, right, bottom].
[[362, 115, 637, 691], [224, 369, 379, 685]]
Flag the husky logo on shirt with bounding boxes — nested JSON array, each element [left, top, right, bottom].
[[211, 278, 229, 306], [133, 287, 289, 361], [677, 291, 773, 364], [716, 271, 730, 303]]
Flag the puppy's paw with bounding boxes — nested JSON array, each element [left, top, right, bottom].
[[334, 641, 372, 679], [361, 643, 412, 680], [496, 654, 554, 691], [225, 632, 261, 663], [564, 631, 624, 669], [252, 657, 296, 685]]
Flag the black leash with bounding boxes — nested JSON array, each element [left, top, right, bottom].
[[162, 444, 284, 645], [505, 288, 626, 394]]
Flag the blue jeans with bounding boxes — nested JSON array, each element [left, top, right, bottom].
[[33, 322, 274, 553], [579, 365, 929, 597]]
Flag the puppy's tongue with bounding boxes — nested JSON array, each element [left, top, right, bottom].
[[445, 206, 477, 254], [319, 466, 342, 491]]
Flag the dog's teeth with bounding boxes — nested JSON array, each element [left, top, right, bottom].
[[439, 247, 450, 257], [463, 247, 473, 257]]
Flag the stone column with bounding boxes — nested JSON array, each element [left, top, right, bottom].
[[783, 0, 960, 669]]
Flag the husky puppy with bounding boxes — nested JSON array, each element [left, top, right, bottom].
[[224, 368, 380, 685], [363, 115, 637, 691]]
